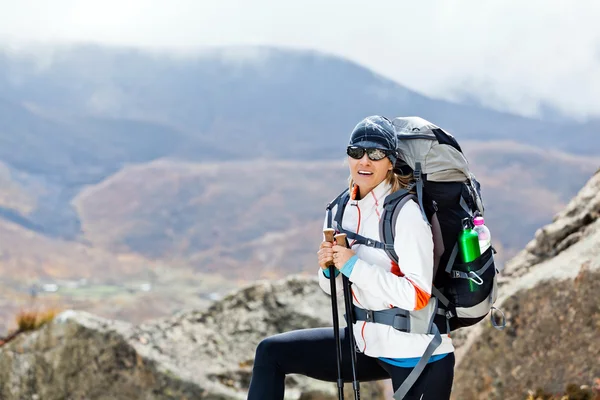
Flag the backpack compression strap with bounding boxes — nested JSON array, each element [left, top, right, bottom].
[[413, 162, 429, 224], [393, 320, 443, 400]]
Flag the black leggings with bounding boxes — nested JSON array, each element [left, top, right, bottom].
[[247, 327, 454, 400]]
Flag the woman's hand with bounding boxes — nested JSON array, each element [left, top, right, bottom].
[[332, 245, 356, 271], [317, 241, 334, 270]]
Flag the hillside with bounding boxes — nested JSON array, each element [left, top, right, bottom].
[[2, 46, 599, 171], [72, 143, 599, 278]]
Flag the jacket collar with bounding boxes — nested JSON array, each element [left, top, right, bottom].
[[351, 180, 392, 208]]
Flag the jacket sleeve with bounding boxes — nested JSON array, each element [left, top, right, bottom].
[[318, 266, 345, 298], [345, 200, 434, 311], [317, 207, 345, 299]]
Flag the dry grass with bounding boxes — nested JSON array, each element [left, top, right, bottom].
[[0, 308, 61, 347], [16, 308, 59, 332]]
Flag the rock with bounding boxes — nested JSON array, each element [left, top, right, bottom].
[[502, 168, 600, 281], [0, 276, 386, 399]]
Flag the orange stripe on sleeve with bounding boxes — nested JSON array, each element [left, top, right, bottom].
[[407, 279, 431, 311]]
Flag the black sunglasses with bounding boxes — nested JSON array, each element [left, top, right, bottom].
[[346, 146, 391, 161]]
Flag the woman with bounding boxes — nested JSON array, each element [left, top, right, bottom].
[[247, 116, 454, 400]]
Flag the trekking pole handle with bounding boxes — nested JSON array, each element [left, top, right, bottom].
[[323, 229, 336, 267], [324, 228, 335, 243], [334, 233, 348, 248]]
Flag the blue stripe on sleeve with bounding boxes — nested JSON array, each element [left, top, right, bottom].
[[322, 267, 340, 278], [340, 255, 358, 277]]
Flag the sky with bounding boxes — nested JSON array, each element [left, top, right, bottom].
[[0, 0, 599, 120]]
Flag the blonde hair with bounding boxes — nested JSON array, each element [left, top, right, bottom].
[[348, 169, 415, 198]]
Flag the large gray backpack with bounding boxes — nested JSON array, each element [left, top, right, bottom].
[[392, 116, 500, 331]]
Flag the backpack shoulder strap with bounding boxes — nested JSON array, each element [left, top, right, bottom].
[[326, 189, 350, 229], [379, 189, 416, 263]]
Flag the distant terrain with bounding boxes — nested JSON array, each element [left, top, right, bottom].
[[0, 44, 597, 334]]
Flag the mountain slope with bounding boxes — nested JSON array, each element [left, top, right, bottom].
[[72, 144, 599, 278], [1, 45, 599, 162]]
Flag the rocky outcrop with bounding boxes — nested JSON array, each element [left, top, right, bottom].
[[500, 167, 600, 283], [0, 276, 385, 399], [452, 169, 600, 400]]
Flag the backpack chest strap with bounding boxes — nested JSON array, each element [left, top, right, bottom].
[[335, 226, 392, 250]]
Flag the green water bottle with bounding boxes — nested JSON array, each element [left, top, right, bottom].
[[458, 217, 481, 263], [458, 217, 481, 292]]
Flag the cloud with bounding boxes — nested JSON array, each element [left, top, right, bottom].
[[0, 0, 599, 119]]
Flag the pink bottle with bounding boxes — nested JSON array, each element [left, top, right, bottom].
[[473, 216, 491, 254]]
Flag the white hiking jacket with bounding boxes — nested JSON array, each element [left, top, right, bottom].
[[318, 180, 454, 359]]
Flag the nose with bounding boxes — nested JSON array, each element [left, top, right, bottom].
[[358, 153, 371, 164]]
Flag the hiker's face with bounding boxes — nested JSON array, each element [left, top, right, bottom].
[[348, 151, 392, 195]]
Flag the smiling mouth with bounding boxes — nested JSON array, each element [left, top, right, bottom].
[[358, 170, 373, 176]]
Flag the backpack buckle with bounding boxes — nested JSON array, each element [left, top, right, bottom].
[[365, 310, 374, 322], [414, 168, 421, 181], [468, 271, 484, 286]]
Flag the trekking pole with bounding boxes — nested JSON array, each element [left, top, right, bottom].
[[335, 233, 360, 400], [324, 228, 345, 400]]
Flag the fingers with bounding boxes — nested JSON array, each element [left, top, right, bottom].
[[318, 242, 355, 271], [331, 246, 355, 269], [331, 245, 344, 252], [317, 244, 334, 269]]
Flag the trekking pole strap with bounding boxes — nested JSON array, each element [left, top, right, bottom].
[[392, 323, 443, 400]]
